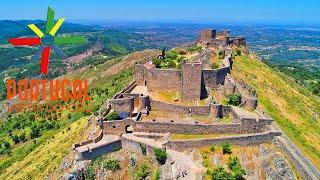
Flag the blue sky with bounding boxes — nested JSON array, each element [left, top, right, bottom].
[[1, 0, 320, 24]]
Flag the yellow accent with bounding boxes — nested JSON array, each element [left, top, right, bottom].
[[49, 18, 65, 36], [28, 24, 44, 38]]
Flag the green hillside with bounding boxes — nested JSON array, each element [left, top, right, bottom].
[[232, 54, 320, 169], [0, 49, 158, 179], [0, 50, 319, 178]]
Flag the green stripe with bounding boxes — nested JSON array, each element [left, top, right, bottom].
[[54, 36, 86, 44], [45, 7, 55, 33]]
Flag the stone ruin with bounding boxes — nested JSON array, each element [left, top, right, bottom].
[[197, 28, 247, 48], [71, 28, 300, 179]]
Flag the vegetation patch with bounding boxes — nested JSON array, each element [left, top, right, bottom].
[[233, 55, 320, 169], [154, 148, 167, 165], [226, 94, 242, 106]]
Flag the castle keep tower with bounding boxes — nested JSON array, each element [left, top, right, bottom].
[[181, 61, 202, 102]]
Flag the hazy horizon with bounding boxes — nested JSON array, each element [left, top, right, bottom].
[[1, 0, 320, 26]]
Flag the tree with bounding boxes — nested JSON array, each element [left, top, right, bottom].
[[30, 125, 41, 139], [67, 113, 72, 120], [221, 141, 232, 154], [227, 94, 242, 106], [152, 58, 161, 68], [166, 50, 178, 59], [3, 140, 10, 149], [19, 132, 26, 142], [12, 135, 20, 144], [154, 148, 167, 165]]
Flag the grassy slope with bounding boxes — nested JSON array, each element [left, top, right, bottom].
[[232, 54, 320, 169], [0, 49, 158, 179], [0, 117, 87, 179]]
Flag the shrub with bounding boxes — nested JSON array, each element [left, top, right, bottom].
[[167, 60, 176, 68], [186, 45, 202, 53], [135, 162, 150, 179], [2, 140, 10, 149], [153, 169, 160, 180], [67, 113, 71, 120], [152, 58, 161, 68], [209, 166, 234, 180], [227, 94, 242, 106], [166, 50, 178, 59], [12, 135, 20, 144], [233, 48, 241, 56], [210, 145, 215, 152], [85, 162, 96, 180], [107, 111, 120, 121], [228, 156, 246, 179], [130, 157, 137, 167], [211, 62, 219, 69], [218, 50, 225, 59], [19, 132, 26, 142], [30, 125, 41, 139], [221, 141, 232, 154], [154, 148, 167, 165], [103, 159, 120, 171]]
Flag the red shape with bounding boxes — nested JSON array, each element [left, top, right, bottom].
[[8, 38, 42, 46], [40, 46, 51, 75]]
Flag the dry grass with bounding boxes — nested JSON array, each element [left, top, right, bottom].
[[232, 54, 320, 169]]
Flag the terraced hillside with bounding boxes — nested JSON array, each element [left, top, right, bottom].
[[232, 54, 320, 170]]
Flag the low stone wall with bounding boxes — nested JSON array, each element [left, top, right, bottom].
[[121, 134, 164, 158], [276, 136, 320, 180], [165, 131, 281, 151], [150, 99, 211, 116], [103, 119, 136, 135], [93, 129, 103, 143], [77, 139, 122, 160], [103, 118, 273, 136], [74, 128, 103, 149]]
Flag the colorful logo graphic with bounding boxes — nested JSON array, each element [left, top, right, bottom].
[[8, 7, 86, 75]]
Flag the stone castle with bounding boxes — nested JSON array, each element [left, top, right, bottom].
[[70, 28, 319, 180]]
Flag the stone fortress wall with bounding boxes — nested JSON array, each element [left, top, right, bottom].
[[73, 29, 320, 179], [102, 112, 273, 136], [181, 62, 203, 101], [147, 68, 181, 92]]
